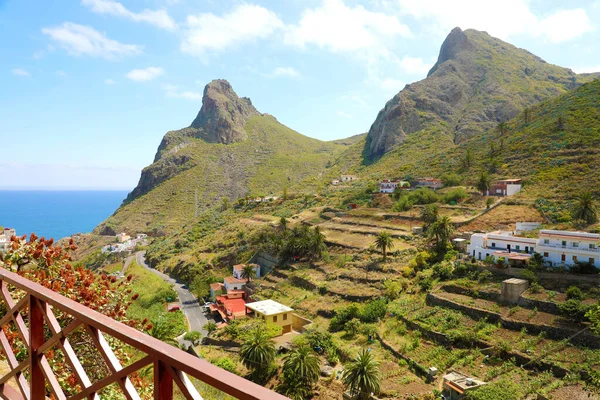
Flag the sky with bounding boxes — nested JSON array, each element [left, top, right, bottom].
[[1, 0, 600, 190]]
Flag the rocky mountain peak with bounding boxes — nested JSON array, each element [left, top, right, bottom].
[[190, 79, 260, 144], [427, 27, 473, 76]]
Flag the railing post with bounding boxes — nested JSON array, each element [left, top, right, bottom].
[[29, 296, 45, 400], [154, 360, 173, 400]]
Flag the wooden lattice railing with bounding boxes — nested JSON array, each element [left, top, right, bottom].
[[0, 267, 288, 400]]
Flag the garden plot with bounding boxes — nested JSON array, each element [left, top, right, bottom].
[[456, 204, 544, 233], [328, 216, 413, 232], [322, 228, 412, 251]]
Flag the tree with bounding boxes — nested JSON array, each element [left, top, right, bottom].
[[221, 196, 230, 211], [281, 344, 321, 399], [523, 107, 531, 123], [241, 264, 257, 283], [420, 204, 439, 229], [374, 231, 394, 261], [279, 217, 289, 232], [308, 226, 326, 260], [571, 191, 598, 225], [496, 121, 509, 136], [476, 171, 492, 195], [342, 349, 381, 400], [240, 327, 276, 380], [282, 186, 289, 200], [427, 216, 454, 247], [205, 321, 217, 334], [462, 148, 474, 170], [147, 315, 179, 346]]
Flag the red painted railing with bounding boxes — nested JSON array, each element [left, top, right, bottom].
[[0, 267, 288, 400]]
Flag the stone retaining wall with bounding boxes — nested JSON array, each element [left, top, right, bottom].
[[426, 293, 600, 348]]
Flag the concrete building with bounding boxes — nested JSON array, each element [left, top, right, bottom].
[[487, 179, 522, 196], [467, 229, 600, 269], [209, 282, 225, 300], [442, 371, 486, 400], [232, 263, 261, 280], [341, 175, 358, 182], [536, 229, 600, 267], [414, 178, 443, 190], [245, 300, 294, 334], [223, 276, 246, 292], [467, 231, 537, 265], [379, 180, 409, 193], [116, 233, 131, 243]]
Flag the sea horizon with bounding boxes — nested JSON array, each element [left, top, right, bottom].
[[0, 190, 129, 240]]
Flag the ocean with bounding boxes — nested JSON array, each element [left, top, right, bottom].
[[0, 191, 128, 240]]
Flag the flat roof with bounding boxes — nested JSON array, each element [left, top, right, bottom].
[[539, 230, 600, 240], [245, 299, 293, 315], [443, 371, 486, 391]]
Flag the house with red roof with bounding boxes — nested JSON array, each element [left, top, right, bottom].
[[232, 263, 261, 280]]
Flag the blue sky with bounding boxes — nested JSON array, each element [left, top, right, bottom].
[[2, 0, 600, 190]]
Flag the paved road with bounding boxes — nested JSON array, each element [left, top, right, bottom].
[[135, 251, 208, 337]]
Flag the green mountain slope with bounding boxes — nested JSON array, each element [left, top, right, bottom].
[[365, 27, 600, 161], [96, 81, 345, 235]]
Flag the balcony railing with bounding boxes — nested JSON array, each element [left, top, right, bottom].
[[0, 267, 288, 400], [537, 243, 600, 253]]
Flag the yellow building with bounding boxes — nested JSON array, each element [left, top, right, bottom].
[[245, 300, 293, 334]]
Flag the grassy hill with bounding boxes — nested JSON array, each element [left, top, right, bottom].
[[96, 114, 345, 235]]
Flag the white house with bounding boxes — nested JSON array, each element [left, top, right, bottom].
[[223, 276, 246, 292], [468, 231, 537, 265], [232, 263, 260, 280], [341, 175, 358, 182], [116, 233, 131, 243], [245, 299, 294, 334], [0, 228, 16, 252], [380, 180, 409, 193], [536, 230, 600, 267], [487, 179, 522, 197], [467, 229, 600, 269]]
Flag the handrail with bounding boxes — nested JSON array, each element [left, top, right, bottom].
[[0, 267, 289, 400]]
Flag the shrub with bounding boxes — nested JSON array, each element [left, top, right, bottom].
[[440, 173, 462, 187], [453, 262, 477, 277], [183, 331, 202, 344], [383, 279, 403, 300], [408, 188, 440, 205], [432, 262, 453, 281], [478, 270, 493, 283], [558, 299, 590, 322], [344, 318, 361, 338], [529, 282, 543, 294], [213, 357, 237, 374], [485, 197, 495, 209], [392, 197, 413, 212], [566, 286, 584, 300], [330, 304, 360, 332], [418, 277, 433, 292], [570, 261, 599, 274], [520, 269, 538, 284], [443, 188, 469, 204], [359, 299, 388, 323]]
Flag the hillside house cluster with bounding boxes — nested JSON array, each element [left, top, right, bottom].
[[487, 178, 522, 196], [102, 233, 148, 254], [379, 177, 443, 193], [379, 180, 409, 193], [414, 177, 443, 190], [0, 228, 16, 252], [332, 174, 358, 186], [467, 227, 600, 268]]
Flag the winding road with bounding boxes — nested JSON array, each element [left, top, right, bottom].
[[135, 251, 208, 336]]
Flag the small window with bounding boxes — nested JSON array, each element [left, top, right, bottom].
[[543, 252, 549, 257], [572, 242, 579, 248], [544, 239, 549, 244], [572, 255, 578, 261], [590, 244, 596, 249], [283, 313, 288, 321], [273, 316, 278, 323], [589, 258, 594, 264], [561, 254, 566, 262], [491, 242, 496, 248], [562, 241, 567, 247], [516, 245, 520, 251]]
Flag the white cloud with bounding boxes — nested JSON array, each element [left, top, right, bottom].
[[571, 65, 600, 74], [341, 94, 370, 108], [162, 84, 203, 100], [395, 0, 594, 43], [284, 0, 411, 53], [12, 68, 30, 77], [126, 67, 164, 81], [56, 70, 68, 77], [42, 22, 142, 59], [105, 78, 116, 84], [272, 66, 300, 78], [379, 78, 404, 91], [81, 0, 176, 30], [397, 56, 433, 75], [181, 4, 283, 55]]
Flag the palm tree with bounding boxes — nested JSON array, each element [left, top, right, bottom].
[[571, 192, 598, 225], [147, 315, 178, 346], [476, 171, 491, 195], [240, 327, 276, 380], [374, 231, 394, 261], [241, 264, 256, 283], [427, 216, 454, 247], [496, 121, 509, 136], [281, 344, 321, 397], [308, 226, 326, 260], [342, 349, 380, 400]]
